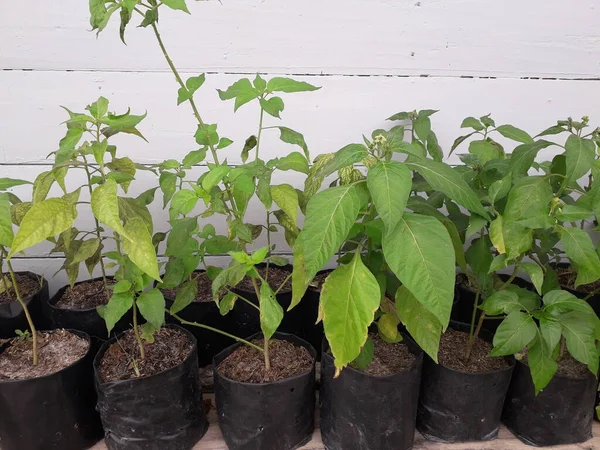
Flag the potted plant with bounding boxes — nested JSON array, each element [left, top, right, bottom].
[[0, 188, 103, 449]]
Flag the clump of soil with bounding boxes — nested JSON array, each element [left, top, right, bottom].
[[236, 266, 291, 293], [217, 338, 313, 383], [309, 270, 333, 292], [0, 330, 89, 380], [360, 334, 416, 376], [98, 327, 193, 382], [439, 328, 510, 372], [161, 272, 215, 303], [0, 273, 42, 305], [55, 279, 114, 310], [556, 266, 600, 294], [522, 352, 590, 378]]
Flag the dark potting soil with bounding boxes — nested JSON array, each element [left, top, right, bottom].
[[161, 272, 215, 303], [0, 273, 42, 304], [438, 328, 510, 372], [98, 327, 193, 382], [217, 338, 313, 383], [236, 266, 292, 293], [360, 334, 415, 376], [55, 279, 115, 310], [556, 266, 600, 294], [522, 352, 590, 378], [0, 329, 89, 380]]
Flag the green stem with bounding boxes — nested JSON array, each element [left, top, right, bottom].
[[255, 107, 264, 162], [170, 312, 264, 352], [132, 298, 145, 360], [275, 273, 292, 295], [226, 288, 259, 311], [251, 277, 271, 371], [469, 286, 481, 338], [265, 212, 272, 282]]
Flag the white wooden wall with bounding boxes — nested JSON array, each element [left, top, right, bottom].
[[1, 0, 599, 293]]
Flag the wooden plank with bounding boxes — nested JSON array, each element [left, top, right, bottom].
[[2, 0, 599, 78], [1, 71, 599, 165]]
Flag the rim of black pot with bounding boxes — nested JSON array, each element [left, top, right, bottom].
[[513, 355, 597, 381], [93, 323, 198, 385], [321, 333, 423, 379], [433, 321, 515, 376], [231, 262, 293, 295], [49, 276, 114, 313], [0, 328, 92, 385], [213, 331, 316, 386], [0, 271, 48, 307]]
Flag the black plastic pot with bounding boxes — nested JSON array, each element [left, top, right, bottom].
[[0, 329, 103, 450], [94, 324, 208, 450], [231, 264, 323, 355], [502, 359, 597, 446], [320, 336, 423, 450], [417, 322, 515, 443], [0, 272, 50, 339], [213, 332, 316, 450], [161, 271, 236, 367]]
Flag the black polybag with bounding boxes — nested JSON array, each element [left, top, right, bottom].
[[320, 336, 423, 450], [94, 324, 208, 450], [0, 329, 103, 450], [502, 359, 597, 446], [417, 322, 515, 442], [0, 272, 49, 338], [213, 332, 316, 450]]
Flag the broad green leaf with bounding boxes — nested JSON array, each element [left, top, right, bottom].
[[321, 251, 380, 372], [0, 178, 31, 191], [218, 78, 259, 111], [406, 159, 490, 219], [70, 238, 100, 265], [508, 140, 553, 178], [565, 135, 595, 186], [466, 215, 488, 238], [202, 165, 230, 191], [271, 184, 298, 224], [169, 189, 198, 218], [521, 263, 544, 295], [489, 254, 509, 273], [555, 205, 593, 222], [465, 235, 493, 277], [543, 289, 597, 316], [561, 311, 599, 374], [480, 290, 522, 316], [490, 215, 532, 259], [277, 127, 309, 159], [32, 171, 55, 205], [91, 179, 129, 238], [488, 174, 512, 205], [291, 183, 369, 308], [212, 262, 251, 299], [137, 289, 166, 329], [161, 0, 189, 13], [561, 227, 600, 286], [491, 310, 536, 356], [539, 313, 561, 351], [442, 219, 467, 272], [169, 279, 198, 315], [195, 124, 219, 147], [0, 194, 14, 247], [528, 334, 558, 394], [107, 157, 136, 193], [99, 292, 133, 334], [10, 202, 31, 227], [219, 291, 237, 315], [177, 74, 206, 105], [122, 217, 161, 281], [113, 280, 132, 294], [267, 77, 320, 93], [260, 96, 284, 118], [119, 197, 153, 234], [182, 149, 207, 168], [503, 176, 552, 225], [496, 125, 533, 143], [9, 198, 77, 257], [317, 144, 368, 179], [414, 116, 431, 142], [469, 140, 502, 165], [366, 161, 411, 233], [396, 285, 442, 362], [277, 152, 309, 174], [461, 117, 484, 131], [259, 282, 284, 340], [383, 213, 455, 329], [352, 337, 374, 370]]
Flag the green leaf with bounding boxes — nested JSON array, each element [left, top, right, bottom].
[[271, 184, 298, 225], [351, 337, 374, 370], [503, 176, 552, 225], [291, 183, 369, 308], [396, 285, 442, 362], [219, 291, 237, 315], [528, 334, 558, 394], [182, 148, 207, 168], [480, 290, 522, 316], [195, 124, 219, 147], [277, 152, 309, 174], [71, 238, 100, 265], [139, 8, 158, 27], [442, 219, 467, 272], [122, 217, 161, 281], [32, 171, 55, 205], [102, 110, 147, 130], [565, 135, 595, 185], [414, 116, 431, 142], [91, 179, 129, 238], [0, 178, 31, 191], [491, 310, 537, 356], [259, 282, 284, 340], [555, 205, 593, 222], [489, 215, 532, 259], [267, 77, 320, 93], [9, 198, 77, 257], [277, 127, 309, 159], [378, 313, 401, 342], [321, 251, 380, 372], [521, 263, 544, 295], [383, 213, 455, 329], [161, 0, 189, 13], [543, 289, 597, 316], [218, 78, 259, 111], [317, 144, 368, 179], [99, 292, 133, 335], [202, 165, 230, 191], [561, 311, 599, 374], [466, 215, 488, 238], [539, 313, 561, 351], [465, 235, 493, 277], [113, 280, 132, 294], [212, 263, 250, 299], [461, 117, 484, 131], [119, 6, 131, 44], [488, 174, 512, 205], [406, 159, 490, 219], [260, 96, 284, 118], [169, 279, 198, 315], [0, 194, 14, 247], [366, 161, 411, 233], [159, 172, 178, 208], [561, 227, 600, 286], [469, 140, 502, 165], [177, 74, 206, 105], [496, 125, 533, 143], [137, 289, 165, 329], [509, 140, 553, 178], [169, 189, 198, 218]]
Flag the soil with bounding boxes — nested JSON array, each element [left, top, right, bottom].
[[360, 334, 416, 376], [0, 273, 42, 305], [0, 329, 89, 380], [217, 338, 313, 383], [439, 328, 511, 372], [236, 266, 292, 293], [556, 266, 600, 294], [55, 279, 115, 310], [309, 270, 333, 292], [161, 272, 215, 303], [98, 327, 193, 382], [522, 352, 590, 378]]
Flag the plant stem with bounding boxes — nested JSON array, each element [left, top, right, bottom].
[[265, 212, 271, 282], [170, 312, 264, 352], [275, 273, 292, 295], [465, 311, 486, 361], [469, 285, 481, 338], [226, 289, 260, 311], [255, 107, 264, 162], [132, 298, 145, 360], [558, 336, 566, 361], [251, 277, 271, 371], [3, 252, 38, 365]]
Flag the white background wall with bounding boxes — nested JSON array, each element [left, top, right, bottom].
[[1, 0, 600, 293]]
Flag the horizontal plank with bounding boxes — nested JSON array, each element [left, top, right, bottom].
[[1, 72, 599, 165], [2, 0, 599, 78]]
